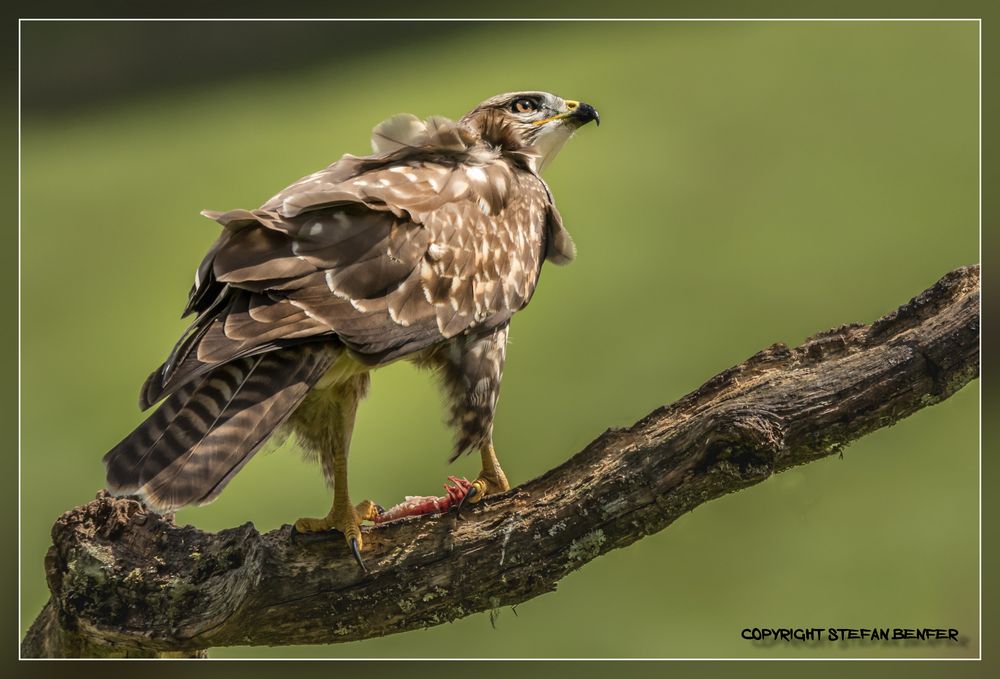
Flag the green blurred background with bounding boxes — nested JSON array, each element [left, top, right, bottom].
[[20, 21, 979, 658]]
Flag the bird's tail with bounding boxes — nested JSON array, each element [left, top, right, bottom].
[[103, 344, 336, 511]]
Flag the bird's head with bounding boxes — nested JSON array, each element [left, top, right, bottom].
[[460, 91, 599, 172]]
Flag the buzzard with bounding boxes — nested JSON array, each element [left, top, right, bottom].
[[103, 91, 599, 570]]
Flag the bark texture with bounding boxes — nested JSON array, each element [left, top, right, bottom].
[[21, 265, 980, 658]]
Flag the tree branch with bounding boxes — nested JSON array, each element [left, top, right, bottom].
[[21, 265, 980, 658]]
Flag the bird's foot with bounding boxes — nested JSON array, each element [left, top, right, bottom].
[[293, 499, 382, 572], [456, 468, 510, 519]]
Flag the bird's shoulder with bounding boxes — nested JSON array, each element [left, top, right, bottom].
[[261, 114, 549, 224]]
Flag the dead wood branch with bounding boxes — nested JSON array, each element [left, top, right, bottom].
[[21, 265, 980, 657]]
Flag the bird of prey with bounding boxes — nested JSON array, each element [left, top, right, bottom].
[[103, 91, 599, 570]]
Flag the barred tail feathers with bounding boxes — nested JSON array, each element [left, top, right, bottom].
[[103, 344, 336, 510]]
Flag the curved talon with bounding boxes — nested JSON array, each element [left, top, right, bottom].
[[455, 484, 479, 520], [350, 536, 368, 574]]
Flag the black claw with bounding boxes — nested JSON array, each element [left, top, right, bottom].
[[350, 537, 369, 574], [455, 485, 478, 521]]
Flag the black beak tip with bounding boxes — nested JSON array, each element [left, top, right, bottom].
[[573, 102, 600, 127]]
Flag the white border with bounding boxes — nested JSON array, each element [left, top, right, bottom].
[[17, 16, 983, 662]]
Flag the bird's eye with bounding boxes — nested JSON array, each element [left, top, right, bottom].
[[512, 99, 537, 114]]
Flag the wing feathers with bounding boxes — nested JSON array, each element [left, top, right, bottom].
[[148, 114, 557, 406]]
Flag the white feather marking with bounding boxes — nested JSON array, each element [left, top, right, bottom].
[[428, 243, 447, 260], [387, 303, 412, 327], [470, 377, 492, 406]]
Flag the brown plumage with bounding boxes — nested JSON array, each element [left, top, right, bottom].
[[103, 91, 598, 559]]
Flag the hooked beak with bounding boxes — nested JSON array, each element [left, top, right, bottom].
[[532, 99, 601, 127]]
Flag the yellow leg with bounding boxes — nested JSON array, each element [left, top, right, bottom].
[[290, 374, 379, 570], [463, 443, 510, 506], [295, 402, 379, 566], [293, 446, 381, 570], [294, 440, 380, 540]]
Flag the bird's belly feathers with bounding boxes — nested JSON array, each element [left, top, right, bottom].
[[314, 350, 371, 391]]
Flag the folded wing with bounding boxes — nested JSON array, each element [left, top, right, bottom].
[[141, 115, 563, 409]]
